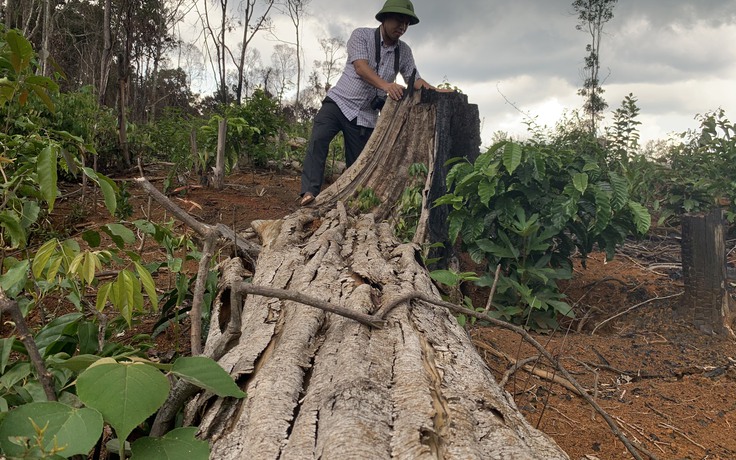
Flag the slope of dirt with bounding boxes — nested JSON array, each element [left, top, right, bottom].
[[44, 166, 736, 460]]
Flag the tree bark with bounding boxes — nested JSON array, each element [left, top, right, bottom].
[[213, 117, 227, 189], [186, 91, 569, 459], [99, 0, 112, 105], [678, 208, 735, 335]]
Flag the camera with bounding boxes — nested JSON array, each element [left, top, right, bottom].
[[370, 95, 386, 111]]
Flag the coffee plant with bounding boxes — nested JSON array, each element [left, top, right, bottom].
[[436, 139, 650, 330]]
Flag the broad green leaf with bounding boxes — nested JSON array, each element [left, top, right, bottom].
[[0, 362, 31, 390], [32, 239, 58, 279], [6, 30, 34, 73], [103, 223, 135, 248], [77, 321, 98, 355], [77, 361, 170, 446], [96, 282, 113, 312], [52, 354, 101, 373], [592, 186, 612, 233], [429, 269, 459, 287], [478, 178, 496, 206], [171, 357, 245, 398], [68, 252, 85, 278], [0, 210, 25, 248], [20, 201, 40, 229], [130, 427, 210, 460], [627, 201, 651, 234], [46, 254, 64, 283], [0, 337, 14, 374], [29, 82, 55, 112], [135, 262, 158, 312], [572, 173, 589, 193], [37, 144, 59, 211], [96, 174, 118, 216], [502, 142, 522, 174], [82, 229, 102, 247], [111, 270, 140, 326], [0, 259, 29, 297], [608, 171, 629, 211], [82, 251, 99, 285], [34, 313, 83, 357], [0, 402, 103, 458], [447, 211, 466, 243], [476, 238, 519, 260]]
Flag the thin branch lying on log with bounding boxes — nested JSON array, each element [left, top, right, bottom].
[[0, 290, 57, 402], [134, 176, 260, 265], [232, 282, 386, 329]]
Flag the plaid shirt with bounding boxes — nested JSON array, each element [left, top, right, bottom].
[[327, 27, 421, 128]]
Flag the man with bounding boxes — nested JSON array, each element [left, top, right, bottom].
[[300, 0, 445, 206]]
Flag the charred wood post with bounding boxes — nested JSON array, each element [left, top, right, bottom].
[[678, 209, 735, 335]]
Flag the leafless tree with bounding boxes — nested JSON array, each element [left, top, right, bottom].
[[99, 0, 113, 105], [241, 47, 263, 99], [270, 43, 296, 102], [200, 0, 232, 104], [278, 0, 311, 107], [234, 0, 275, 104], [314, 36, 345, 93]]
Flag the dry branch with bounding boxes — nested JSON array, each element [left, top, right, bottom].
[[592, 292, 684, 335], [134, 176, 260, 265], [0, 290, 57, 401]]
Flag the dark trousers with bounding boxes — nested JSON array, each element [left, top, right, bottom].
[[300, 99, 373, 197]]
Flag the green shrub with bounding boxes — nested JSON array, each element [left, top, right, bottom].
[[436, 140, 650, 330]]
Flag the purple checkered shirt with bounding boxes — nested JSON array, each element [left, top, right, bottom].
[[326, 27, 421, 129]]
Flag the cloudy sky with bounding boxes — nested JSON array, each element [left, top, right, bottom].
[[185, 0, 736, 148]]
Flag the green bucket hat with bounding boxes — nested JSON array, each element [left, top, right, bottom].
[[375, 0, 420, 25]]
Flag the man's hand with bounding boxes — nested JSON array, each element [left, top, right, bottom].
[[383, 82, 405, 100]]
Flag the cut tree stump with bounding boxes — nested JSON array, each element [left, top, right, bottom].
[[678, 209, 735, 335], [182, 91, 570, 459]]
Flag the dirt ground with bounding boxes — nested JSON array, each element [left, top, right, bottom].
[[51, 166, 736, 460]]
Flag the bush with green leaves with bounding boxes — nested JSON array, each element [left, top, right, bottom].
[[436, 140, 650, 330], [0, 349, 244, 459], [1, 218, 230, 459], [643, 109, 736, 225], [198, 89, 287, 170], [0, 28, 119, 249], [393, 163, 428, 242]]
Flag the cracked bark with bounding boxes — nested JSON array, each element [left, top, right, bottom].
[[188, 91, 570, 459]]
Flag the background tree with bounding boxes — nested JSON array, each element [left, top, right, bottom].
[[270, 43, 296, 103], [234, 0, 275, 104], [200, 0, 232, 105], [607, 93, 641, 165], [313, 36, 345, 93], [100, 0, 112, 104], [241, 47, 264, 99], [279, 0, 311, 108], [573, 0, 617, 135]]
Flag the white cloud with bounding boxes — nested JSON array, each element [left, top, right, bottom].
[[182, 0, 736, 146]]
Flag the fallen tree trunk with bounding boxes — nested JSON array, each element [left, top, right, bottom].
[[182, 91, 570, 458]]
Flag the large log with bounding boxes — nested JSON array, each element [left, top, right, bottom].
[[187, 92, 569, 459]]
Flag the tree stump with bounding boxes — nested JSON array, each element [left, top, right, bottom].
[[186, 91, 570, 459], [678, 209, 735, 335]]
